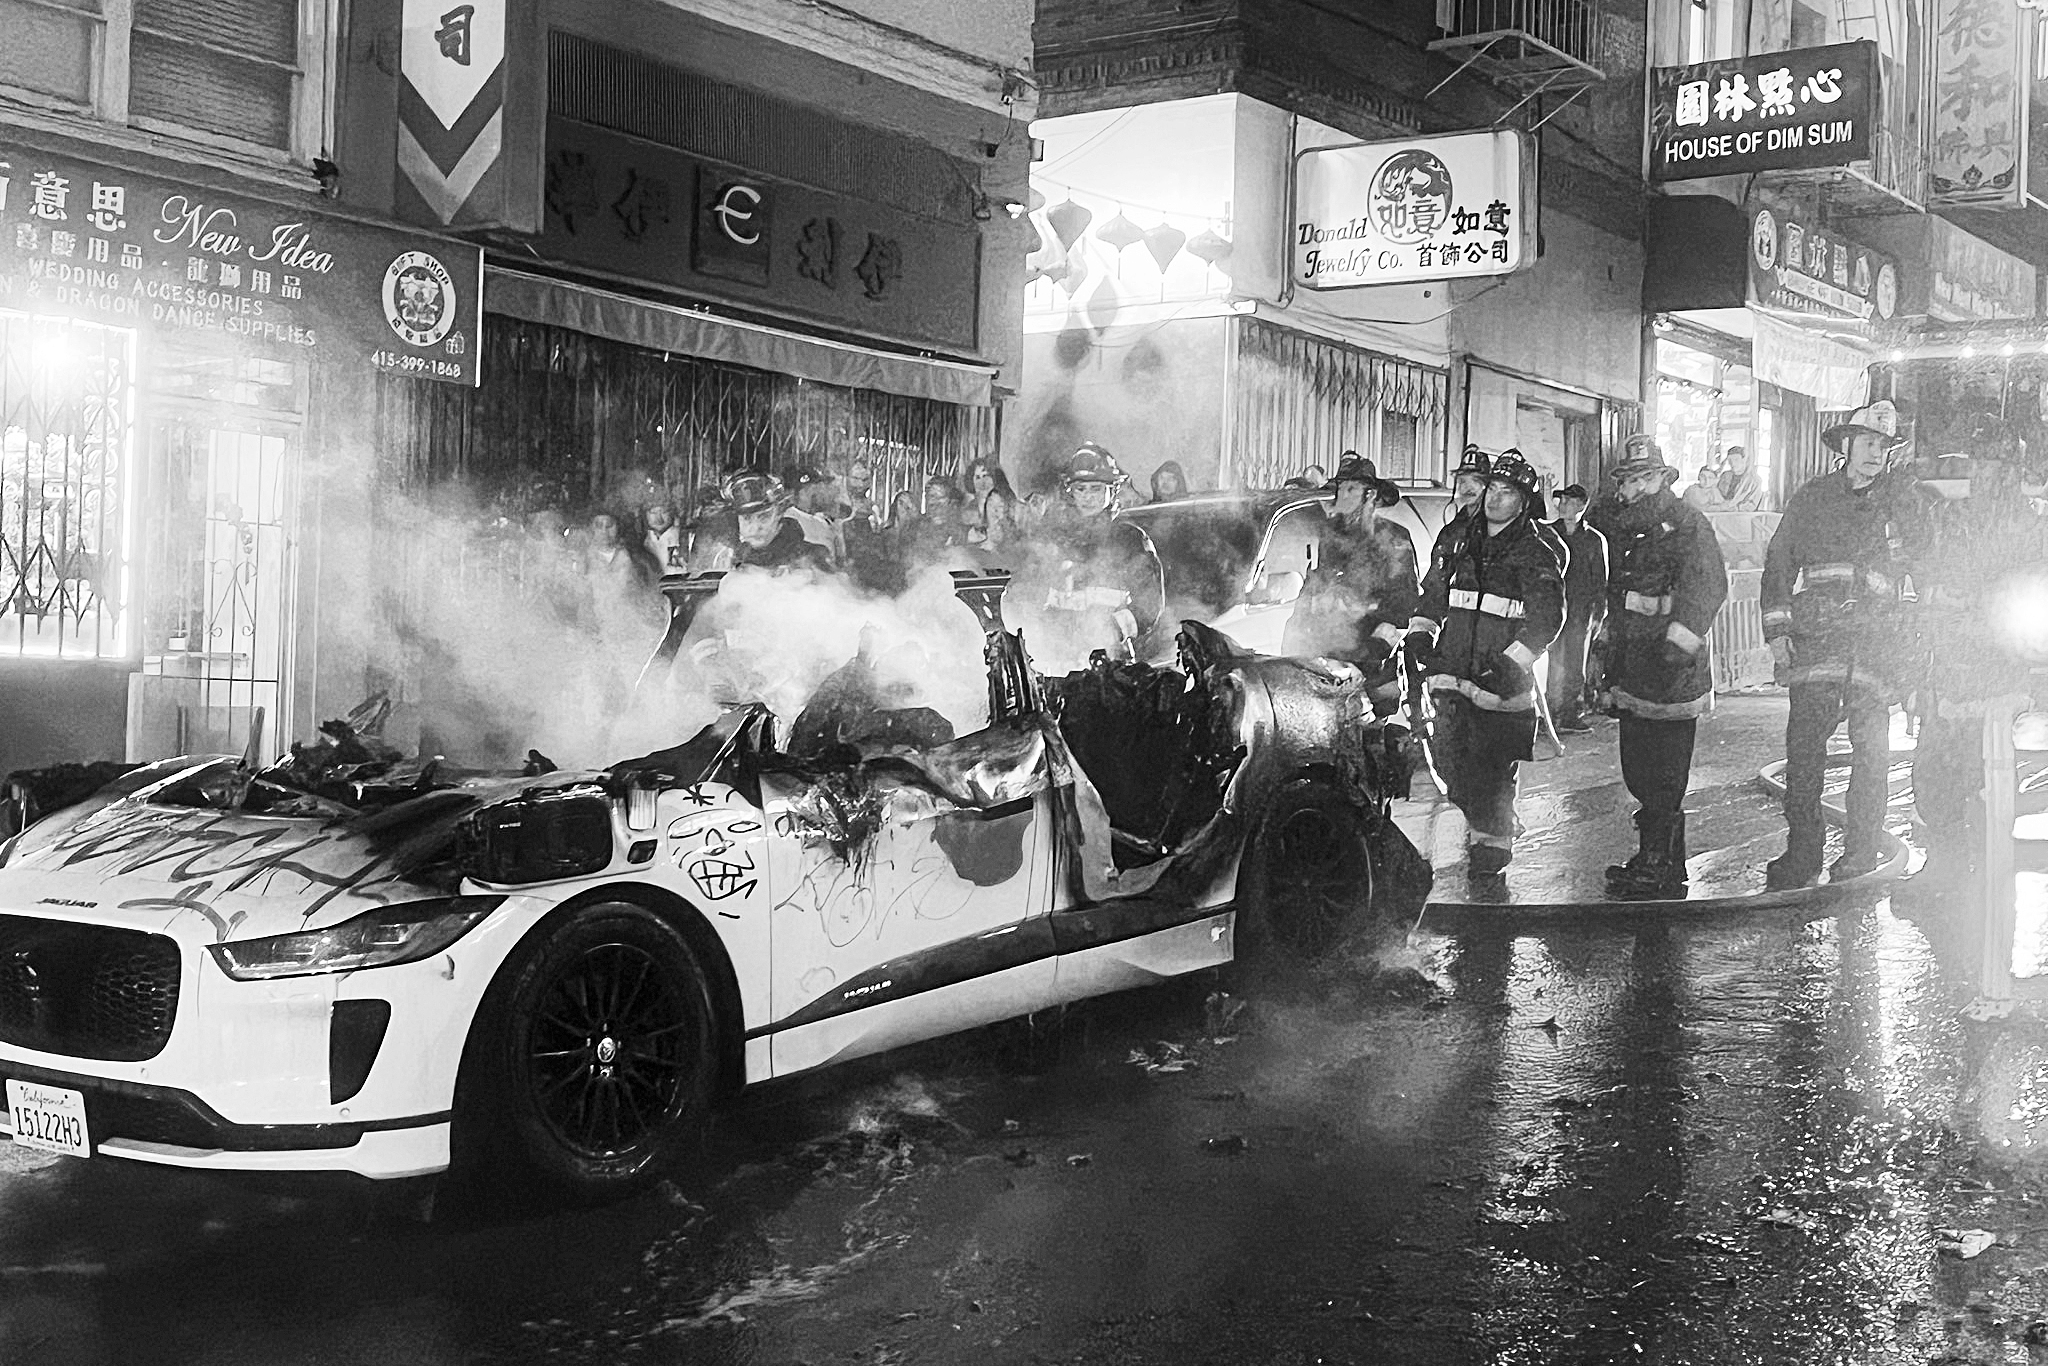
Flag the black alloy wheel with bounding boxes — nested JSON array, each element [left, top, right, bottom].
[[1242, 781, 1372, 959], [456, 902, 718, 1201], [525, 940, 694, 1159]]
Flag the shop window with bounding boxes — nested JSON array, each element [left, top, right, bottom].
[[0, 312, 136, 659], [0, 0, 322, 159]]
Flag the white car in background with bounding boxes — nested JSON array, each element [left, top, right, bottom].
[[1124, 483, 1460, 659]]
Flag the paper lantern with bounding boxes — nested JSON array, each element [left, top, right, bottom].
[[1142, 223, 1187, 272], [1028, 187, 1047, 213], [1081, 276, 1122, 334], [1095, 212, 1145, 251], [1057, 251, 1090, 293], [1047, 199, 1093, 250], [1186, 228, 1233, 265]]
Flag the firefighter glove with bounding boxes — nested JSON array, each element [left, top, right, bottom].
[[1770, 635, 1794, 686]]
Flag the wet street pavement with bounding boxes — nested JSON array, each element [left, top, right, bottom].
[[10, 887, 2048, 1363], [7, 691, 2048, 1365]]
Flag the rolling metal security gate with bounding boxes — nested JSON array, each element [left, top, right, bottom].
[[374, 318, 996, 520], [0, 312, 134, 659], [1227, 318, 1450, 488]]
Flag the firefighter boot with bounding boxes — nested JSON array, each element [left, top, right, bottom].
[[1764, 823, 1824, 892], [1828, 838, 1886, 884], [1605, 812, 1689, 900]]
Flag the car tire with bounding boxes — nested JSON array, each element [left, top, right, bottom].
[[1237, 779, 1373, 959], [454, 900, 719, 1203]]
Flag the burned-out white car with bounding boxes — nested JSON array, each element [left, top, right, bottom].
[[0, 573, 1426, 1198]]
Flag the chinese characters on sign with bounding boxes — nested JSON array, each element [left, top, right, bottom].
[[1747, 202, 1898, 334], [1650, 41, 1875, 181], [538, 118, 981, 355], [1291, 130, 1534, 290], [0, 144, 483, 385]]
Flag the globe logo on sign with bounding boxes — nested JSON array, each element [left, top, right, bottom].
[[1369, 149, 1454, 246], [381, 250, 458, 348]]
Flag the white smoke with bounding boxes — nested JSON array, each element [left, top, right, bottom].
[[335, 488, 997, 770]]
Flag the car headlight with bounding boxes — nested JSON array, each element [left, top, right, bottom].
[[208, 895, 506, 981]]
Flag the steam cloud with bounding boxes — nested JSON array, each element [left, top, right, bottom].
[[346, 489, 998, 770]]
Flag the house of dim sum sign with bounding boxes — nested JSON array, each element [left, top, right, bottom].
[[1649, 41, 1876, 182], [0, 141, 483, 386], [1292, 130, 1536, 289]]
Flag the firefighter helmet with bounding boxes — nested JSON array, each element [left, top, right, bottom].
[[721, 468, 788, 516], [1063, 442, 1128, 488]]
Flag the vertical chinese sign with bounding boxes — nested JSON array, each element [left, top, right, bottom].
[[397, 0, 543, 231], [1929, 0, 2034, 208]]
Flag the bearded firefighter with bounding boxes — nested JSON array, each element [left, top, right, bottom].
[[1592, 436, 1730, 899], [1760, 400, 1936, 889], [1413, 451, 1564, 885]]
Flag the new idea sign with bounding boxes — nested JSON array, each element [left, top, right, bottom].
[[1649, 41, 1877, 182]]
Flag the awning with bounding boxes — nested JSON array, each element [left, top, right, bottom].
[[485, 269, 997, 408]]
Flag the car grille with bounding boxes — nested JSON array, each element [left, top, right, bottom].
[[0, 915, 181, 1062]]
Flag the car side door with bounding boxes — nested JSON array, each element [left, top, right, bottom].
[[756, 720, 1058, 1075]]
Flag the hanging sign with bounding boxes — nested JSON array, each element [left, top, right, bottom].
[[1930, 0, 2032, 208], [0, 141, 484, 386], [396, 0, 543, 230], [1290, 129, 1536, 290], [1746, 202, 1898, 333], [1648, 41, 1876, 181]]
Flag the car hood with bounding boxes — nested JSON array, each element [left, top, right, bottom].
[[0, 771, 579, 942]]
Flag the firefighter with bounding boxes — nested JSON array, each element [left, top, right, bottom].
[[1036, 442, 1165, 664], [725, 469, 833, 574], [1413, 451, 1565, 883], [1546, 482, 1608, 733], [1760, 400, 1935, 889], [1282, 453, 1420, 716], [1910, 450, 2048, 889], [1592, 437, 1730, 899]]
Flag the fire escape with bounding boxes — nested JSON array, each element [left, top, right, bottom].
[[1425, 0, 1608, 127]]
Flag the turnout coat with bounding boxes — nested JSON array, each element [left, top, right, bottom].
[[1598, 487, 1728, 719], [1415, 512, 1565, 712], [1760, 470, 1935, 701]]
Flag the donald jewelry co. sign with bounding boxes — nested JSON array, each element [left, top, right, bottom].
[[1649, 40, 1876, 182], [0, 141, 484, 386], [1291, 129, 1536, 290]]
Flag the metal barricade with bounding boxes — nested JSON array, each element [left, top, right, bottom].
[[1711, 566, 1774, 692]]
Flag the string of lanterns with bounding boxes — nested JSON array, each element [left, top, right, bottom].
[[1023, 185, 1234, 294]]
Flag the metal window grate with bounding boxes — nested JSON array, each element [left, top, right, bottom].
[[1227, 318, 1448, 488], [367, 317, 998, 704], [0, 312, 135, 659]]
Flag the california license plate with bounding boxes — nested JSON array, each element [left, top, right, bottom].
[[5, 1080, 91, 1159]]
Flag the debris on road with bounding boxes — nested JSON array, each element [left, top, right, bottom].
[[1127, 1042, 1198, 1075], [1204, 991, 1247, 1039], [1760, 1208, 1822, 1232], [1936, 1228, 1998, 1259]]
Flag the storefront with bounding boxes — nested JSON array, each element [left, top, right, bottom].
[[0, 129, 483, 779], [334, 34, 1010, 758], [1010, 97, 1458, 494]]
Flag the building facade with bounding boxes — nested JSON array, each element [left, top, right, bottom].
[[0, 0, 1035, 777], [1013, 0, 1650, 497]]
